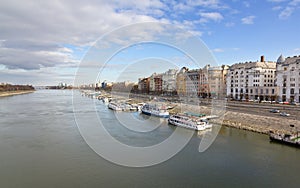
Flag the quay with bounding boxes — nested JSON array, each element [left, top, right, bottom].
[[82, 90, 300, 137]]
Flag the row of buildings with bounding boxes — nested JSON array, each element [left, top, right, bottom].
[[137, 64, 229, 98], [227, 55, 300, 103], [98, 54, 300, 103]]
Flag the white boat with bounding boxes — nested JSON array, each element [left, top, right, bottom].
[[102, 97, 109, 104], [141, 104, 169, 118], [168, 114, 212, 131], [108, 102, 122, 111]]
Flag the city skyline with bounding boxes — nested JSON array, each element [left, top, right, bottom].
[[1, 0, 300, 85]]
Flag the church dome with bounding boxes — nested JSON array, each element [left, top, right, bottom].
[[277, 54, 285, 63]]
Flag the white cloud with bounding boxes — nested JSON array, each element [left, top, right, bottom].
[[269, 0, 300, 19], [243, 1, 250, 7], [241, 16, 255, 24], [0, 0, 164, 70], [212, 48, 224, 52], [186, 0, 224, 9], [279, 6, 294, 19], [198, 12, 224, 23], [267, 0, 287, 2], [272, 6, 283, 10], [294, 48, 300, 52], [225, 22, 235, 27]]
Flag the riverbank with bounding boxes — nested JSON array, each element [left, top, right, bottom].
[[170, 103, 299, 135], [0, 90, 35, 97], [86, 91, 300, 136]]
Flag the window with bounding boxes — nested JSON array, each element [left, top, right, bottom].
[[261, 89, 263, 94], [272, 89, 275, 94], [250, 89, 253, 94], [283, 88, 286, 94], [291, 88, 295, 95], [266, 89, 269, 94]]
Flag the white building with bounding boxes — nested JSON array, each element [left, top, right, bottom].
[[276, 55, 300, 102], [227, 56, 278, 101], [208, 65, 229, 98], [186, 69, 200, 97], [162, 69, 178, 94], [149, 73, 157, 93]]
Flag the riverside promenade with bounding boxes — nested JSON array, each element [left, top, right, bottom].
[[171, 102, 299, 135], [108, 92, 300, 135]]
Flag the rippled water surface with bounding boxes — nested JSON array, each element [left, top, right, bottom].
[[0, 90, 299, 188]]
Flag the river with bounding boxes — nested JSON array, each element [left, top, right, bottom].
[[0, 90, 299, 187]]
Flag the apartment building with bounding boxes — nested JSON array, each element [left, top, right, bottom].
[[227, 56, 278, 101], [276, 55, 300, 102]]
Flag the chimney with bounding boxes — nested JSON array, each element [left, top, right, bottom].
[[260, 55, 265, 62]]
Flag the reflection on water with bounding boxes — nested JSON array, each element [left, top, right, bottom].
[[0, 90, 299, 188]]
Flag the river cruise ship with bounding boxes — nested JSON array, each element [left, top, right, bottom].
[[141, 104, 169, 118], [168, 114, 212, 131]]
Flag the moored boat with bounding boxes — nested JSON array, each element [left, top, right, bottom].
[[141, 103, 169, 118], [269, 131, 300, 148], [168, 114, 212, 131], [108, 102, 122, 111]]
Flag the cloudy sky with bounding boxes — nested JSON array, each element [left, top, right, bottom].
[[1, 0, 300, 85]]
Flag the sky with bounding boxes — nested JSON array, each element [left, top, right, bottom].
[[0, 0, 300, 85]]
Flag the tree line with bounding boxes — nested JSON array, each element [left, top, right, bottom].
[[0, 84, 35, 92]]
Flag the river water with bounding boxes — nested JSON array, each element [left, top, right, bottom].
[[0, 90, 299, 188]]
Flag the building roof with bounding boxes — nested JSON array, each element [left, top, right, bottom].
[[284, 55, 300, 65], [277, 54, 285, 63], [229, 61, 276, 70]]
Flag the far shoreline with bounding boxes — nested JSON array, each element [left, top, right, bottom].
[[0, 90, 35, 97]]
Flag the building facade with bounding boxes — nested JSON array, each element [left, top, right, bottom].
[[149, 73, 157, 93], [162, 69, 178, 95], [138, 77, 150, 94], [154, 74, 163, 94], [186, 69, 200, 97], [198, 66, 209, 98], [176, 67, 188, 96], [276, 55, 300, 102], [208, 65, 229, 98], [227, 56, 278, 101], [112, 81, 135, 92]]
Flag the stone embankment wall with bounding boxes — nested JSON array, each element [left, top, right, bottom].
[[171, 103, 299, 135]]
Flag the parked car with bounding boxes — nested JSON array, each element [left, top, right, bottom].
[[283, 101, 290, 105], [269, 109, 280, 113], [280, 112, 290, 117]]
